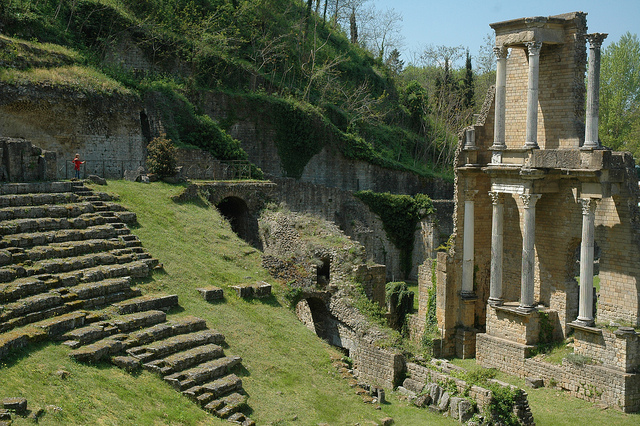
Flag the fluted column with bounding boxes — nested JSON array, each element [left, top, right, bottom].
[[462, 190, 478, 297], [584, 33, 608, 149], [524, 42, 542, 149], [488, 191, 505, 306], [519, 193, 541, 311], [492, 46, 508, 150], [576, 198, 597, 325]]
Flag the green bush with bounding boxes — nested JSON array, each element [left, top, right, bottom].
[[146, 133, 177, 177], [355, 190, 434, 276]]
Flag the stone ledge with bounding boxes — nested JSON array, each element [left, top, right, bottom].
[[568, 321, 602, 335], [493, 303, 538, 318]]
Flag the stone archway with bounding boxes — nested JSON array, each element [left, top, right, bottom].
[[217, 196, 251, 243]]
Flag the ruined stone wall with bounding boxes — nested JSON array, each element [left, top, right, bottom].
[[0, 84, 146, 179], [477, 332, 640, 412], [352, 340, 404, 389], [201, 92, 453, 198], [573, 327, 640, 373]]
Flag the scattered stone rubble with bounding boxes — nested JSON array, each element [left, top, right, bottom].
[[0, 182, 254, 425]]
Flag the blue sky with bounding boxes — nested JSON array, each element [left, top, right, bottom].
[[372, 0, 640, 66]]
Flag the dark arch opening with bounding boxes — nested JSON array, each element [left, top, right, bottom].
[[317, 257, 330, 287], [140, 111, 151, 142], [217, 196, 250, 243]]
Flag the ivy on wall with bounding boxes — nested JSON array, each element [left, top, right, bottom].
[[354, 190, 434, 276]]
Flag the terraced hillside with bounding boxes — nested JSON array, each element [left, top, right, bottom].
[[0, 180, 457, 425], [0, 182, 254, 425]]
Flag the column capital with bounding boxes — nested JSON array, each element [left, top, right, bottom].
[[493, 45, 508, 59], [586, 33, 608, 49], [580, 198, 597, 215], [525, 41, 542, 56], [464, 190, 479, 201], [488, 191, 504, 205], [519, 193, 541, 208]]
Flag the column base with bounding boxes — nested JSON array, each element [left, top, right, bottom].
[[516, 305, 537, 314], [523, 142, 539, 149], [488, 297, 504, 307], [572, 317, 595, 328], [580, 143, 601, 151], [460, 291, 478, 301]]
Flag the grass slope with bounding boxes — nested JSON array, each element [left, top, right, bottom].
[[0, 180, 452, 425]]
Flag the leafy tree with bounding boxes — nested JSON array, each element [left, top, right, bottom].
[[599, 32, 640, 155], [385, 48, 404, 76], [146, 133, 177, 177]]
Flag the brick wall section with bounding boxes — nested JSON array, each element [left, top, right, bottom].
[[477, 332, 640, 412], [0, 84, 146, 179], [503, 14, 586, 148], [352, 341, 404, 389]]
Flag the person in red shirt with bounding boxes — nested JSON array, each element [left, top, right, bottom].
[[72, 154, 84, 179]]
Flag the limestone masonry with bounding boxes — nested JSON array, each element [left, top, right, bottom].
[[427, 12, 640, 412]]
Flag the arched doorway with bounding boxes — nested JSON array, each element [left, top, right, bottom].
[[217, 196, 250, 243]]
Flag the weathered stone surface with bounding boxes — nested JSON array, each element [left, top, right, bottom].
[[87, 175, 107, 185], [69, 335, 127, 363], [525, 376, 544, 388], [458, 398, 474, 423], [197, 286, 224, 302], [112, 355, 141, 373], [126, 329, 224, 362], [252, 282, 271, 298], [165, 356, 242, 391], [231, 285, 253, 299], [113, 294, 178, 314], [449, 396, 462, 420], [3, 397, 27, 415], [144, 343, 224, 375], [437, 391, 450, 412], [413, 394, 431, 408], [402, 378, 424, 394]]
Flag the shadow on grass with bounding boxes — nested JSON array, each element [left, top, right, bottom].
[[232, 363, 251, 378], [248, 295, 282, 308], [204, 298, 227, 306], [0, 340, 53, 369], [167, 305, 186, 315]]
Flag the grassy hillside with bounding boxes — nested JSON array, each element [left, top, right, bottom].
[[0, 0, 454, 180], [0, 180, 453, 425]]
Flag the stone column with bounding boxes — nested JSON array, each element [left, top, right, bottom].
[[492, 46, 508, 150], [576, 198, 597, 325], [488, 191, 505, 306], [584, 33, 608, 149], [519, 193, 541, 311], [524, 42, 542, 149], [462, 190, 478, 297]]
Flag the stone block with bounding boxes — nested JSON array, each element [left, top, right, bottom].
[[197, 286, 224, 302], [0, 410, 10, 421], [458, 398, 475, 423], [3, 397, 27, 415], [525, 377, 544, 388], [437, 391, 450, 412], [413, 394, 431, 408], [449, 396, 462, 419], [252, 282, 271, 298], [231, 285, 253, 299]]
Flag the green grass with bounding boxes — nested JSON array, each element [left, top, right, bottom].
[[0, 180, 455, 425], [451, 359, 640, 426]]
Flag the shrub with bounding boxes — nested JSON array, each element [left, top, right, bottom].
[[146, 133, 177, 177]]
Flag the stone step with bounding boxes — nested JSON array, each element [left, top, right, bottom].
[[0, 275, 65, 304], [165, 356, 241, 391], [69, 334, 128, 363], [67, 288, 141, 311], [0, 292, 64, 323], [0, 224, 121, 250], [123, 315, 207, 349], [0, 238, 125, 269], [0, 182, 76, 196], [0, 249, 144, 283], [62, 310, 166, 348], [0, 213, 108, 236], [143, 343, 224, 376], [0, 304, 71, 333], [67, 277, 133, 300], [228, 411, 255, 426], [0, 202, 95, 222], [126, 329, 224, 363], [191, 374, 242, 404], [0, 192, 79, 209], [113, 294, 178, 315], [214, 392, 249, 419]]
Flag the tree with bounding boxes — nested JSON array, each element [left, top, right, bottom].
[[599, 32, 640, 154], [146, 133, 177, 178], [462, 49, 474, 109], [385, 48, 404, 76]]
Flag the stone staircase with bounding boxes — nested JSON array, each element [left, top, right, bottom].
[[0, 182, 253, 425]]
